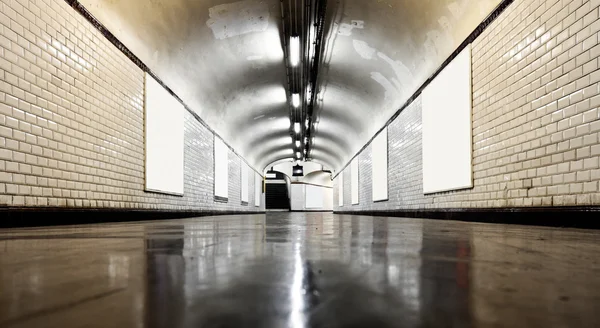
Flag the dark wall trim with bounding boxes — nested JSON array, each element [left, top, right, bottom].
[[290, 182, 333, 189], [0, 208, 266, 228], [332, 0, 515, 179], [214, 196, 229, 203], [63, 0, 262, 176], [291, 210, 333, 213], [335, 207, 600, 230]]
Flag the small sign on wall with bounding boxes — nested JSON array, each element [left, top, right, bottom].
[[351, 158, 359, 205], [338, 173, 344, 207], [305, 184, 324, 209], [372, 127, 388, 201], [241, 163, 249, 204], [214, 137, 229, 199], [255, 173, 262, 207]]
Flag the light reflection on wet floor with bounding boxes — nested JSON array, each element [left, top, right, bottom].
[[0, 212, 599, 327]]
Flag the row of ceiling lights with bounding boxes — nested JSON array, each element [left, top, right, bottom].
[[289, 41, 316, 160], [289, 35, 305, 161], [283, 0, 327, 162]]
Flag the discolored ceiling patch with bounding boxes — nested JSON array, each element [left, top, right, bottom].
[[206, 0, 270, 40], [336, 20, 364, 36], [352, 40, 376, 60]]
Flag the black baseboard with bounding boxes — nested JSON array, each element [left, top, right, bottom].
[[0, 208, 266, 228], [291, 210, 334, 213], [335, 207, 600, 230], [3, 207, 599, 229]]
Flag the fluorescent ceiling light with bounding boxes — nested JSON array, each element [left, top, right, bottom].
[[294, 122, 301, 133], [292, 93, 300, 108], [295, 140, 301, 147], [290, 36, 300, 66]]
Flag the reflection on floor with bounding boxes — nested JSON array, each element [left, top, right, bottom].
[[0, 213, 599, 327]]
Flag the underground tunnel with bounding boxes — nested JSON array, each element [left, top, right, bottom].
[[0, 0, 599, 327]]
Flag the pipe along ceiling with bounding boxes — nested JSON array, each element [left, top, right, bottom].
[[77, 0, 503, 173]]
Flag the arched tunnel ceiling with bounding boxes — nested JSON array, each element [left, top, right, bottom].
[[79, 0, 502, 172]]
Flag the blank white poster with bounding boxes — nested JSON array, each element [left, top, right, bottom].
[[372, 128, 388, 201], [422, 44, 473, 194], [144, 73, 184, 195], [351, 159, 359, 205], [241, 163, 249, 203], [214, 137, 229, 199], [305, 185, 324, 209], [255, 173, 262, 207], [323, 187, 334, 211], [338, 173, 344, 206]]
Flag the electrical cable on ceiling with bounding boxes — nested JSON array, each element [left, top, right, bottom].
[[281, 0, 327, 162]]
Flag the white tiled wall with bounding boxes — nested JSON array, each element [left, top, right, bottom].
[[0, 0, 263, 212], [335, 0, 600, 210]]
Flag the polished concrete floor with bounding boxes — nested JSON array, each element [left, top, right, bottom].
[[0, 213, 599, 327]]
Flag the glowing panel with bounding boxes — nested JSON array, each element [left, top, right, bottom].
[[241, 163, 249, 203], [144, 73, 184, 195], [214, 137, 229, 199], [372, 128, 388, 201], [305, 185, 324, 209], [351, 158, 359, 205], [255, 173, 262, 207], [422, 44, 473, 194]]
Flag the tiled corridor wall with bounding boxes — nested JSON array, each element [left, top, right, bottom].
[[335, 0, 600, 210], [0, 0, 263, 212]]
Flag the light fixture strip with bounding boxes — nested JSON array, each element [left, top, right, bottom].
[[290, 36, 300, 66], [292, 93, 300, 108]]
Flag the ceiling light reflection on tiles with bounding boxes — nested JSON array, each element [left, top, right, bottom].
[[257, 136, 300, 150], [258, 149, 296, 169], [263, 30, 286, 62], [261, 116, 291, 130], [233, 85, 287, 109]]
